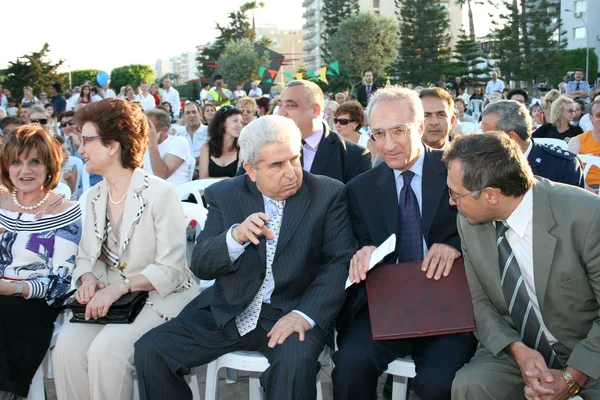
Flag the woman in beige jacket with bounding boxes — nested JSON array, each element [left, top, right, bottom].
[[52, 98, 198, 400]]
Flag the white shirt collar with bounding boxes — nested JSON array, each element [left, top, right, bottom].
[[393, 144, 425, 182], [504, 188, 533, 239], [523, 140, 533, 159]]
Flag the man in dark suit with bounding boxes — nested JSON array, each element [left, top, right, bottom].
[[482, 100, 585, 188], [278, 79, 371, 183], [446, 133, 600, 399], [357, 70, 377, 108], [134, 115, 356, 400], [332, 87, 477, 400]]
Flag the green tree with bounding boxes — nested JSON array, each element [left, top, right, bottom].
[[321, 0, 360, 63], [196, 3, 262, 79], [68, 69, 101, 87], [544, 48, 598, 85], [446, 30, 490, 83], [156, 73, 181, 86], [1, 43, 64, 99], [488, 0, 523, 82], [110, 65, 155, 93], [394, 0, 451, 86], [217, 39, 267, 86], [329, 12, 398, 93]]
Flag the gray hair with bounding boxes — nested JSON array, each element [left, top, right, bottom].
[[482, 100, 532, 140], [146, 108, 171, 129], [238, 115, 302, 165], [285, 80, 324, 113], [365, 86, 424, 125], [27, 105, 48, 116], [442, 132, 533, 197]]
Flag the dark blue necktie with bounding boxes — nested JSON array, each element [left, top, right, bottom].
[[396, 171, 424, 263], [576, 82, 580, 91]]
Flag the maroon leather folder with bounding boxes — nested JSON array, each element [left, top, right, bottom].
[[365, 258, 476, 340]]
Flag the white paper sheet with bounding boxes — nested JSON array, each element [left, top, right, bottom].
[[345, 234, 396, 289]]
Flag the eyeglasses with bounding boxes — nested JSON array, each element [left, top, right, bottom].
[[29, 118, 48, 125], [334, 118, 355, 125], [60, 121, 74, 128], [448, 188, 478, 202], [81, 136, 101, 146], [369, 123, 418, 142]]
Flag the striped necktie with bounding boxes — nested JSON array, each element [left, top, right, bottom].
[[496, 221, 562, 368]]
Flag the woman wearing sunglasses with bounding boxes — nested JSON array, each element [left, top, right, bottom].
[[28, 105, 52, 135], [334, 100, 378, 164]]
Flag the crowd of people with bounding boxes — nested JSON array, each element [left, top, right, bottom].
[[0, 65, 599, 400]]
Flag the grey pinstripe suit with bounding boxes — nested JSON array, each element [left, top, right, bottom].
[[134, 172, 356, 400]]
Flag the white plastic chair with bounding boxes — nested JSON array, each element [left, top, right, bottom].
[[55, 182, 72, 199], [204, 348, 331, 400], [176, 178, 225, 202], [188, 156, 197, 182], [534, 138, 568, 150], [385, 358, 416, 400], [468, 99, 484, 116], [578, 154, 600, 191]]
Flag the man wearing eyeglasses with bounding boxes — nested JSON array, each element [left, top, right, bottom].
[[333, 87, 476, 400], [277, 80, 371, 184]]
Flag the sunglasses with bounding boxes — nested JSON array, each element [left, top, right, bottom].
[[60, 121, 74, 128], [29, 118, 48, 125], [334, 118, 355, 125]]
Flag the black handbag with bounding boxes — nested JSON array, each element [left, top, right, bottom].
[[66, 291, 149, 324]]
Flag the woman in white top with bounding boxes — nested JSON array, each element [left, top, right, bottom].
[[334, 100, 378, 164], [233, 83, 247, 102], [21, 86, 39, 108]]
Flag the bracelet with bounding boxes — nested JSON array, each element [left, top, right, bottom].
[[12, 282, 23, 297], [561, 368, 581, 396], [123, 278, 132, 294]]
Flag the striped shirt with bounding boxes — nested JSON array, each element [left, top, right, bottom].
[[0, 203, 82, 304]]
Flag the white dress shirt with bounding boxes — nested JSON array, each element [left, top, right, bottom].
[[224, 195, 316, 328], [486, 79, 505, 94], [249, 88, 263, 98], [175, 125, 208, 159], [137, 93, 156, 111], [142, 135, 191, 187], [501, 188, 558, 344], [392, 145, 429, 257], [162, 87, 181, 117]]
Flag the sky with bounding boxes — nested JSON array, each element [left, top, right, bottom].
[[0, 0, 493, 74]]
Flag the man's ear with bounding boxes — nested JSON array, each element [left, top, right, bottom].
[[313, 102, 322, 119], [244, 161, 256, 182]]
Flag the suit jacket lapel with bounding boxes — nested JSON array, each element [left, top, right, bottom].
[[375, 164, 398, 236], [240, 176, 267, 266], [531, 182, 556, 312], [274, 182, 311, 261], [421, 147, 447, 241], [118, 169, 149, 255], [309, 123, 335, 175], [91, 181, 108, 246]]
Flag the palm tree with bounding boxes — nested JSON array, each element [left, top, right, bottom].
[[455, 0, 479, 42]]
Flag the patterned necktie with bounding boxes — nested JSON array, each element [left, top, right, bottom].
[[366, 84, 371, 98], [496, 222, 562, 368], [235, 199, 285, 336], [396, 171, 424, 263]]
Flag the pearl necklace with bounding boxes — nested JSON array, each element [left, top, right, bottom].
[[12, 188, 50, 211], [108, 186, 128, 205]]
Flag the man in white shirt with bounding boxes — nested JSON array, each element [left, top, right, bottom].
[[143, 108, 191, 186], [66, 86, 81, 112], [485, 71, 505, 94], [458, 87, 470, 106], [137, 82, 156, 111], [199, 83, 210, 106], [176, 102, 208, 168], [248, 81, 263, 100], [161, 78, 181, 118], [102, 83, 116, 98]]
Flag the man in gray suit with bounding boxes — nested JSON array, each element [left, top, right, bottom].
[[134, 115, 356, 400], [445, 133, 600, 399]]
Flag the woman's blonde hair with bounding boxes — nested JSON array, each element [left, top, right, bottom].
[[550, 96, 575, 126], [236, 97, 257, 114], [542, 89, 561, 111]]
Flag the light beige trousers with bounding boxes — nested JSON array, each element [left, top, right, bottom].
[[52, 306, 167, 400]]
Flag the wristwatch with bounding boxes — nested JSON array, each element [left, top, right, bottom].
[[561, 368, 581, 396], [123, 278, 132, 294], [12, 282, 23, 297]]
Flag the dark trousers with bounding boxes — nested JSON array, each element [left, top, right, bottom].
[[134, 301, 326, 400], [332, 306, 477, 400]]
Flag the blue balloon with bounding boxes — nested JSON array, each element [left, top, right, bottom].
[[96, 71, 109, 86]]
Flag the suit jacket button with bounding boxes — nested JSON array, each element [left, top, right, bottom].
[[260, 273, 265, 280]]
